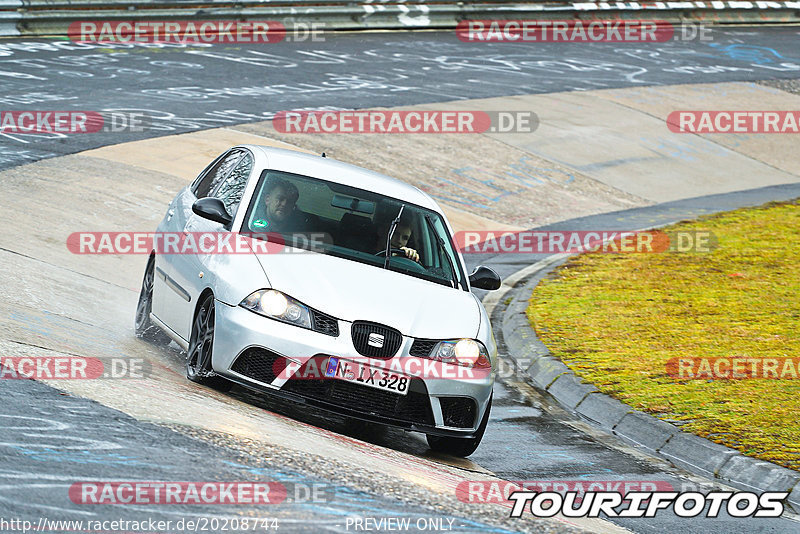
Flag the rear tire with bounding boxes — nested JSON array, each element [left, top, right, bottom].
[[186, 294, 233, 392], [426, 395, 491, 457], [134, 255, 171, 345]]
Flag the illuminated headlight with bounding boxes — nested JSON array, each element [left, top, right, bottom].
[[429, 339, 491, 368], [240, 289, 312, 329]]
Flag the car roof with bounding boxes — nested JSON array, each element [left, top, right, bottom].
[[244, 145, 440, 212]]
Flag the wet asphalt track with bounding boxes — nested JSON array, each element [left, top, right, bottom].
[[2, 26, 800, 168], [1, 27, 800, 533], [1, 379, 522, 533]]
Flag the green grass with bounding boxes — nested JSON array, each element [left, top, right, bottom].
[[526, 200, 800, 470]]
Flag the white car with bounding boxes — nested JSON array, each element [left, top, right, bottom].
[[135, 145, 502, 456]]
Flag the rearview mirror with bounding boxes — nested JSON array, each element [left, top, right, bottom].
[[469, 266, 501, 290], [192, 197, 232, 226], [331, 194, 375, 215]]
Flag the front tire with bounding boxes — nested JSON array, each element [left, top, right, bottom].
[[427, 395, 492, 457], [134, 255, 170, 344], [186, 294, 232, 392]]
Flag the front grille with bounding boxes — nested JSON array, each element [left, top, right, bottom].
[[283, 356, 434, 426], [439, 397, 477, 428], [311, 309, 339, 337], [230, 348, 286, 385], [351, 321, 402, 359], [409, 338, 438, 358]]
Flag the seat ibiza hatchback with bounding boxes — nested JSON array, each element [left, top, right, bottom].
[[135, 145, 502, 456]]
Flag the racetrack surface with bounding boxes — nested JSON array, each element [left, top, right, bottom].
[[2, 26, 800, 168], [1, 27, 799, 533]]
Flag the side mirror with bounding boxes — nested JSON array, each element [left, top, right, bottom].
[[192, 197, 232, 226], [469, 266, 501, 290]]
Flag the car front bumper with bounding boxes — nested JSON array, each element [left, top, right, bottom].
[[211, 300, 494, 436]]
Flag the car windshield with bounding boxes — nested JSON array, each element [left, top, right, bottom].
[[240, 169, 466, 289]]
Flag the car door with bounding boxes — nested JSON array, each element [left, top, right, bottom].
[[181, 149, 255, 305], [156, 149, 244, 340], [151, 154, 224, 325]]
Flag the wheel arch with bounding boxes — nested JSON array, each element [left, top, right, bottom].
[[194, 287, 215, 321]]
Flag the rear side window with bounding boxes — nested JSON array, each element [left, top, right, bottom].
[[214, 151, 253, 216], [192, 149, 243, 198]]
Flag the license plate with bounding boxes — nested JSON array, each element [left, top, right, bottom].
[[325, 357, 409, 396]]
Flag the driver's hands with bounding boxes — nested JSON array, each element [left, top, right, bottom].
[[400, 247, 420, 263]]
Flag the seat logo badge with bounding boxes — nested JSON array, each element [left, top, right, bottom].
[[367, 333, 384, 348]]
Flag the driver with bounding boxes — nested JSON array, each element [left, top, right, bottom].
[[258, 178, 308, 234], [374, 211, 420, 263]]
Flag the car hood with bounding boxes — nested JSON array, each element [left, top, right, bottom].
[[250, 251, 480, 338]]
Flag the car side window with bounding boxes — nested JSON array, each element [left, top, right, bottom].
[[189, 153, 222, 193], [192, 149, 243, 198], [213, 151, 253, 216]]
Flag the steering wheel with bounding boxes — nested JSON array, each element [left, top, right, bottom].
[[374, 248, 408, 258], [374, 249, 426, 272]]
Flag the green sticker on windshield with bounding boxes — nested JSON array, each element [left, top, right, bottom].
[[252, 219, 269, 228]]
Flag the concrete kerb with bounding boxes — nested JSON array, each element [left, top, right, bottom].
[[790, 484, 800, 512], [657, 432, 739, 480], [717, 455, 800, 494], [574, 393, 631, 430], [547, 373, 598, 411], [494, 246, 800, 514], [613, 411, 679, 452]]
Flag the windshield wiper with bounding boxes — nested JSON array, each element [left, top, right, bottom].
[[424, 214, 458, 289], [384, 204, 405, 270]]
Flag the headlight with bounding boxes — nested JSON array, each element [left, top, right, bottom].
[[428, 339, 491, 368], [240, 289, 312, 329]]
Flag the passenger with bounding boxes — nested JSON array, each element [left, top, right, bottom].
[[374, 211, 420, 263]]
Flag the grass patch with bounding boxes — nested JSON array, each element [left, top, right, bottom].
[[526, 200, 800, 470]]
